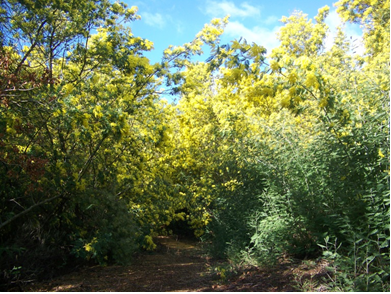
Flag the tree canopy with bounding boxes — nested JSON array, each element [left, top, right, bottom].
[[0, 0, 389, 291]]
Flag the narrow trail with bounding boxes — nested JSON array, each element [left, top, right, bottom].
[[25, 236, 328, 292], [26, 236, 219, 292]]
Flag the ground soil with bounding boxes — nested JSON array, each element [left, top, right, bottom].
[[22, 236, 330, 292]]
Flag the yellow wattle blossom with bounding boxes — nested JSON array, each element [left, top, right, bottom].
[[143, 235, 156, 251], [280, 89, 291, 108], [84, 243, 93, 252], [93, 105, 103, 118], [84, 237, 97, 252], [294, 96, 302, 103], [144, 40, 154, 50], [295, 56, 312, 69], [270, 60, 280, 72], [63, 84, 74, 95], [76, 179, 86, 191], [289, 86, 296, 96], [288, 70, 298, 84], [305, 72, 319, 89], [53, 109, 61, 117], [319, 98, 328, 108]]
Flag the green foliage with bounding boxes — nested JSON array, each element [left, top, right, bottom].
[[0, 0, 389, 292], [69, 191, 141, 266], [0, 0, 160, 286], [199, 135, 266, 259]]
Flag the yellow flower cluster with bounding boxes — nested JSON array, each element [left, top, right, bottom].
[[304, 72, 319, 89]]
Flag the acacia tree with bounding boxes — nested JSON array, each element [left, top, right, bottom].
[[0, 0, 172, 283], [162, 2, 389, 290], [0, 0, 388, 291], [0, 0, 139, 227]]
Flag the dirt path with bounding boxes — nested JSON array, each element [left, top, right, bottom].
[[25, 236, 219, 292], [25, 236, 329, 292]]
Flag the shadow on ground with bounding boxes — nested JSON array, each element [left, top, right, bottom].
[[23, 235, 330, 292]]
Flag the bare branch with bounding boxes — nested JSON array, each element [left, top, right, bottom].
[[15, 20, 47, 75], [0, 194, 62, 230]]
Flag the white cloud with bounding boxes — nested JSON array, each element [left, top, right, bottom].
[[224, 21, 281, 53], [142, 12, 166, 29], [142, 11, 185, 34], [203, 1, 280, 53], [205, 0, 260, 18], [324, 9, 365, 55], [263, 15, 279, 25], [175, 21, 185, 34]]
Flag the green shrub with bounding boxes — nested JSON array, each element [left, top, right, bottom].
[[202, 159, 266, 259], [70, 190, 141, 265]]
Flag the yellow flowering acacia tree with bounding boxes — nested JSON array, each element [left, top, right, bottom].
[[163, 2, 389, 290], [0, 0, 388, 291], [225, 3, 388, 290], [163, 29, 272, 254], [0, 0, 177, 276]]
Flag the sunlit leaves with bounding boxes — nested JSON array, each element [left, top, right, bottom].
[[0, 1, 389, 288]]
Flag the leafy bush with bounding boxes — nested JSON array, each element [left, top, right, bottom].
[[70, 190, 141, 265], [203, 156, 266, 259], [246, 60, 389, 290]]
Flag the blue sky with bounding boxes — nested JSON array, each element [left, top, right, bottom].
[[123, 0, 363, 64]]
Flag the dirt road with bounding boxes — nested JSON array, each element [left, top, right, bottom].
[[25, 235, 328, 292], [25, 236, 220, 292]]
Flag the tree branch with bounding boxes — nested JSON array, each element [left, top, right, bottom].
[[0, 194, 62, 230], [14, 20, 47, 75]]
